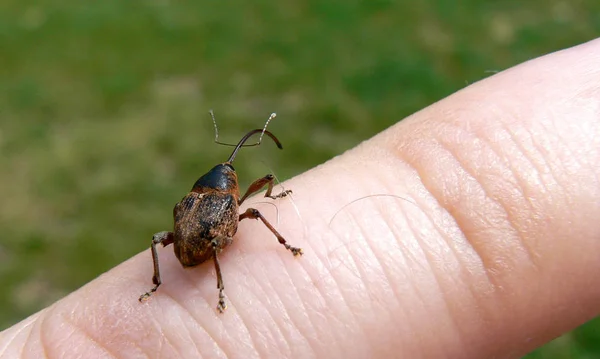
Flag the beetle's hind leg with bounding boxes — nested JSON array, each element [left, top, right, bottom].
[[213, 252, 227, 313], [239, 208, 303, 256], [211, 236, 230, 313], [139, 231, 174, 302], [239, 174, 292, 205]]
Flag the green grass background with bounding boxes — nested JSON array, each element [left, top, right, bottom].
[[1, 0, 599, 357]]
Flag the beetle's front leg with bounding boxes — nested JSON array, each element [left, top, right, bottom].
[[239, 174, 292, 205], [239, 208, 303, 256], [139, 231, 174, 302]]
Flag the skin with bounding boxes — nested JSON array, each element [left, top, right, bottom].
[[1, 38, 600, 359]]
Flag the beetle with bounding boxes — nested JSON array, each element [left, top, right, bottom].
[[139, 116, 303, 312]]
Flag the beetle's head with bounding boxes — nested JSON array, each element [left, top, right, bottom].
[[191, 163, 237, 192]]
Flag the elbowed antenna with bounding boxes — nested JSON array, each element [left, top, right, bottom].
[[227, 129, 283, 163], [212, 111, 278, 148]]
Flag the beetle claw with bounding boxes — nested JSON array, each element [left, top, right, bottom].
[[217, 290, 227, 313]]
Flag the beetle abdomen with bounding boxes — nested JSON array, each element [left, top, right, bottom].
[[173, 191, 238, 266]]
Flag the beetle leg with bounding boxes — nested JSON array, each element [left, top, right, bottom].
[[139, 231, 174, 302], [239, 174, 292, 205], [211, 238, 228, 313], [213, 252, 227, 313], [239, 208, 303, 256]]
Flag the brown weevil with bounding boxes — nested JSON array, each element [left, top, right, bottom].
[[139, 113, 303, 312]]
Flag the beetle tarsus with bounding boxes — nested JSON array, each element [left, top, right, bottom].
[[139, 287, 157, 302], [286, 245, 303, 256], [217, 289, 227, 313], [268, 189, 292, 200]]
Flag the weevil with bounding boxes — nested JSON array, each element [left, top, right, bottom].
[[139, 114, 303, 312]]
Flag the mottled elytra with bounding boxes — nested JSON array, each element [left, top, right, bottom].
[[139, 113, 303, 312]]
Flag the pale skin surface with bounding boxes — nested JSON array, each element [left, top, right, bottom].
[[2, 39, 600, 359]]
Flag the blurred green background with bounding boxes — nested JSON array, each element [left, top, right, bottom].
[[0, 0, 598, 357]]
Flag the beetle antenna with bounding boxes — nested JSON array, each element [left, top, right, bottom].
[[227, 127, 283, 163], [211, 110, 277, 148]]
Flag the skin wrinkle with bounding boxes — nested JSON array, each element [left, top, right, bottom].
[[549, 123, 585, 178], [273, 246, 322, 357], [390, 214, 434, 358], [221, 256, 272, 357], [269, 251, 317, 357], [300, 225, 356, 354], [526, 122, 565, 200], [217, 290, 263, 358], [40, 309, 67, 359], [380, 211, 433, 354], [559, 137, 596, 198], [346, 199, 400, 351], [250, 215, 326, 355], [146, 299, 169, 358], [176, 307, 211, 359], [398, 136, 527, 348], [274, 288, 314, 358], [313, 260, 358, 356], [382, 195, 467, 355], [177, 300, 231, 359], [326, 213, 377, 356], [237, 232, 308, 357], [35, 317, 55, 359], [535, 122, 590, 217], [495, 120, 542, 202], [145, 309, 168, 359], [401, 207, 461, 357], [263, 255, 304, 356], [368, 193, 429, 307], [142, 288, 220, 358], [462, 120, 539, 268], [409, 209, 474, 353], [391, 154, 490, 297], [368, 198, 410, 311], [434, 130, 533, 284], [0, 314, 37, 358], [377, 185, 438, 340], [577, 98, 600, 189], [344, 204, 387, 312], [335, 207, 378, 352], [240, 255, 294, 358], [30, 316, 49, 359], [157, 258, 238, 358], [395, 187, 474, 352], [418, 136, 500, 289], [47, 303, 89, 359], [21, 317, 38, 359], [502, 122, 552, 198], [352, 167, 406, 315], [60, 313, 119, 359], [494, 120, 547, 266], [148, 288, 196, 354], [507, 119, 583, 258]]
